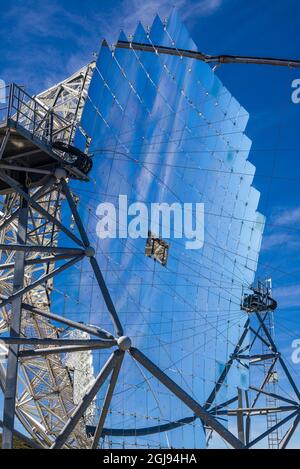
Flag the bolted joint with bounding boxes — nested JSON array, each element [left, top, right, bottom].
[[85, 246, 95, 257], [117, 336, 132, 351], [54, 168, 67, 180]]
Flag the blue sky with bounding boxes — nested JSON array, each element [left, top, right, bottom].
[[1, 0, 300, 447]]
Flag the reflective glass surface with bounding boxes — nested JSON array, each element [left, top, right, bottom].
[[58, 12, 264, 448]]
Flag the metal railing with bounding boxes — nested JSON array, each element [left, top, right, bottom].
[[0, 83, 10, 125], [0, 83, 78, 147]]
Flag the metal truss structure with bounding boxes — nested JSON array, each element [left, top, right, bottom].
[[203, 282, 300, 449], [0, 41, 300, 449], [0, 70, 96, 448], [35, 62, 95, 147]]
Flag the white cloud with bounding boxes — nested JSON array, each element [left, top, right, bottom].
[[182, 0, 223, 18], [274, 283, 300, 309], [261, 232, 300, 251], [98, 0, 224, 44], [261, 206, 300, 252], [261, 232, 288, 251], [1, 2, 116, 91], [1, 2, 95, 91], [2, 0, 223, 92], [275, 207, 300, 227]]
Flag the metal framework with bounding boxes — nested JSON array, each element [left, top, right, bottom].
[[35, 63, 95, 147], [110, 40, 300, 69], [203, 283, 300, 449], [0, 68, 97, 448], [0, 42, 300, 449]]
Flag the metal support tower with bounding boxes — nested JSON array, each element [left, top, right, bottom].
[[259, 280, 282, 448], [0, 73, 96, 448], [203, 281, 300, 449], [2, 182, 28, 448]]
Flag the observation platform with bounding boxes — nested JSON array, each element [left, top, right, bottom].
[[0, 83, 91, 194], [241, 283, 277, 313]]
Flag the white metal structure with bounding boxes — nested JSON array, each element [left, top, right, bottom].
[[0, 64, 95, 448]]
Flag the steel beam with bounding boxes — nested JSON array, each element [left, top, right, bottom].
[[112, 40, 300, 68], [0, 337, 116, 347], [87, 415, 198, 438], [215, 405, 299, 416], [246, 410, 299, 448], [89, 256, 124, 337], [91, 351, 124, 448], [19, 343, 115, 358], [6, 148, 42, 162], [249, 326, 271, 350], [251, 359, 278, 409], [204, 319, 249, 410], [61, 180, 90, 246], [2, 188, 28, 449], [1, 361, 49, 447], [0, 176, 54, 234], [51, 350, 121, 449], [0, 171, 84, 247], [249, 386, 299, 407], [208, 396, 239, 414], [244, 391, 251, 446], [280, 414, 300, 449], [0, 244, 84, 254], [237, 388, 245, 444], [0, 418, 42, 449], [0, 254, 83, 271], [235, 353, 279, 362], [21, 302, 114, 340], [0, 130, 10, 160], [256, 313, 300, 401], [0, 163, 52, 176], [278, 357, 300, 402], [61, 180, 124, 337], [0, 255, 84, 309], [129, 347, 245, 449]]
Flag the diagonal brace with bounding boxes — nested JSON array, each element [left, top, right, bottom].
[[0, 255, 84, 309], [129, 347, 245, 449], [246, 410, 300, 448], [280, 414, 300, 449], [0, 171, 84, 247], [204, 319, 250, 410], [61, 179, 123, 336], [51, 350, 121, 449], [91, 351, 124, 448], [256, 313, 300, 401], [21, 302, 114, 340]]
